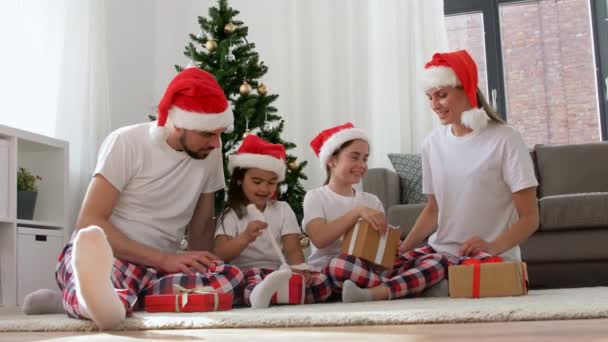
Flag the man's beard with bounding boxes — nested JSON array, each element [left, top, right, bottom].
[[179, 135, 213, 160]]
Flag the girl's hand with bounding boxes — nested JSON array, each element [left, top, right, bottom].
[[358, 207, 387, 235], [241, 220, 268, 243], [293, 269, 312, 286], [459, 235, 497, 257]]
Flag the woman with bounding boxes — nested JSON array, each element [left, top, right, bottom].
[[399, 50, 539, 268]]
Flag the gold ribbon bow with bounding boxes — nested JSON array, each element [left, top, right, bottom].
[[172, 284, 219, 312]]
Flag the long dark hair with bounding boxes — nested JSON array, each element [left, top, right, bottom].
[[217, 167, 248, 235], [324, 140, 357, 185]]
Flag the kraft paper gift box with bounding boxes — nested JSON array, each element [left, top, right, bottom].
[[144, 285, 233, 313], [448, 259, 529, 298], [271, 273, 305, 305], [340, 220, 401, 269]]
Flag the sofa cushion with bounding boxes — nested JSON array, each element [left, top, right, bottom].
[[387, 153, 426, 204], [539, 192, 608, 231], [535, 143, 608, 197], [387, 203, 427, 238], [521, 229, 608, 263]]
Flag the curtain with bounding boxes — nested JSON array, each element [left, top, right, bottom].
[[153, 0, 447, 188], [54, 0, 112, 232], [0, 0, 112, 232]]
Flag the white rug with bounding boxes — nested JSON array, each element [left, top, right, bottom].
[[1, 287, 607, 332]]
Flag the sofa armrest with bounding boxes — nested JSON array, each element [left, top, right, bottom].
[[362, 167, 401, 210]]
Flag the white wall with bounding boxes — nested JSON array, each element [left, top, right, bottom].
[[104, 1, 445, 189]]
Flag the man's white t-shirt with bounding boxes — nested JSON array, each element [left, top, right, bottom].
[[422, 122, 538, 261], [94, 122, 225, 253], [214, 201, 301, 269], [302, 186, 384, 269]]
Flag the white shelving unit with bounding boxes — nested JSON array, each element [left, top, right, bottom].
[[0, 124, 69, 307]]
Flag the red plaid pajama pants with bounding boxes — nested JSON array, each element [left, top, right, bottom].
[[55, 243, 244, 319], [240, 267, 333, 306], [325, 245, 448, 299]]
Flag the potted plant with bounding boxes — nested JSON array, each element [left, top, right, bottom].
[[17, 167, 41, 220]]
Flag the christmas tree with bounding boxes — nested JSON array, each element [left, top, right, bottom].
[[171, 0, 308, 221]]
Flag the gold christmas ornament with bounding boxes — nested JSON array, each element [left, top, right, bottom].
[[205, 40, 218, 52], [224, 22, 236, 34], [299, 235, 310, 249], [240, 81, 252, 96], [257, 83, 268, 96], [243, 129, 251, 138], [288, 160, 299, 171]]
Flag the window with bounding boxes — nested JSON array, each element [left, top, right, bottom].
[[445, 0, 608, 146]]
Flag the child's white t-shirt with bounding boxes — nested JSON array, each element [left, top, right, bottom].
[[95, 122, 225, 253], [215, 201, 301, 269], [302, 185, 384, 269], [422, 122, 538, 261]]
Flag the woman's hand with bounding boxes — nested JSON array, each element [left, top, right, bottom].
[[459, 235, 497, 257], [357, 207, 387, 235], [240, 220, 268, 243]]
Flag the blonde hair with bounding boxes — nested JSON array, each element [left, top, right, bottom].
[[476, 88, 505, 124]]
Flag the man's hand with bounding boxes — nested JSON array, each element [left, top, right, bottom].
[[459, 235, 497, 257], [158, 251, 220, 275], [357, 207, 387, 235], [240, 220, 268, 243]]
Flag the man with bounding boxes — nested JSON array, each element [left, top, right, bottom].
[[55, 67, 242, 330]]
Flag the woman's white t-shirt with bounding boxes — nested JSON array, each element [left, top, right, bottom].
[[422, 122, 538, 261], [302, 186, 384, 268], [215, 201, 301, 269]]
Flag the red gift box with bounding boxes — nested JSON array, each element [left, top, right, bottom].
[[144, 285, 233, 313], [271, 273, 305, 305]]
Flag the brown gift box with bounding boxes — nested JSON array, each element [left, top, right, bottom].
[[448, 261, 529, 298], [340, 220, 401, 269]]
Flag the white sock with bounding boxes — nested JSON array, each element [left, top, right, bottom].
[[72, 226, 125, 330], [342, 280, 373, 303], [249, 269, 292, 309], [22, 289, 64, 315]]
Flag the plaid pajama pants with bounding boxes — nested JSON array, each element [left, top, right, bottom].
[[55, 243, 244, 319], [239, 267, 333, 306], [325, 245, 448, 300]]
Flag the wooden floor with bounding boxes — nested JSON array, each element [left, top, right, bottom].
[[1, 319, 607, 341]]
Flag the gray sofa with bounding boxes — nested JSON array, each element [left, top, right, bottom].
[[363, 143, 608, 289]]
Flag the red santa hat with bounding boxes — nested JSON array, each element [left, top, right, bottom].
[[151, 67, 233, 139], [422, 50, 489, 131], [228, 135, 287, 182], [309, 122, 368, 169]]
